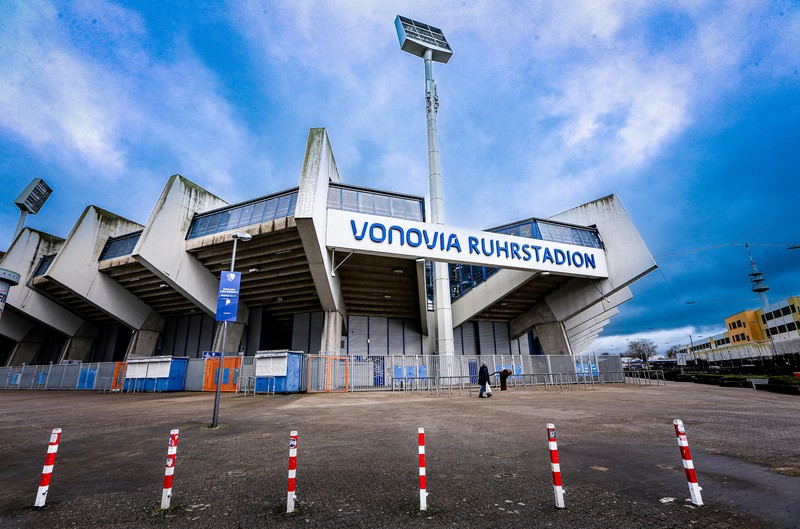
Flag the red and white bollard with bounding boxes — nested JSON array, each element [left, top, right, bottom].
[[418, 427, 427, 511], [161, 429, 179, 509], [546, 423, 565, 509], [34, 428, 62, 507], [673, 419, 703, 506], [286, 431, 298, 513]]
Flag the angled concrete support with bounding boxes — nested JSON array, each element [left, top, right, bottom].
[[134, 174, 229, 315], [295, 128, 347, 320]]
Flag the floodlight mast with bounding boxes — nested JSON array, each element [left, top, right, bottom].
[[396, 15, 455, 355]]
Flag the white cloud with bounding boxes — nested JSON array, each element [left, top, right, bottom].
[[0, 1, 265, 195]]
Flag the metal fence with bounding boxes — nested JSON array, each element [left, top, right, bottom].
[[309, 353, 625, 393], [1, 354, 629, 394]]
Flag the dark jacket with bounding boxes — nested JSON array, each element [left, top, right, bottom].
[[478, 365, 490, 385]]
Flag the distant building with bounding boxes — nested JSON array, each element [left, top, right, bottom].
[[677, 296, 800, 359]]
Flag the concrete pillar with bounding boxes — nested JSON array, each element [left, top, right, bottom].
[[126, 330, 160, 359], [320, 310, 343, 355], [212, 321, 246, 355], [56, 323, 98, 363], [7, 338, 42, 366], [535, 321, 573, 356]]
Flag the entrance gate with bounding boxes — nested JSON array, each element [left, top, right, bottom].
[[307, 355, 349, 393]]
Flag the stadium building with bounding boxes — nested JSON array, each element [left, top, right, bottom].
[[0, 129, 656, 373]]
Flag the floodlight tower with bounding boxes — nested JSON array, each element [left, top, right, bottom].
[[395, 15, 455, 355], [1, 178, 51, 320], [13, 178, 53, 241]]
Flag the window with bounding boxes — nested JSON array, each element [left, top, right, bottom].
[[781, 306, 791, 316]]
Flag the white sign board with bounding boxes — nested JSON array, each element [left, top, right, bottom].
[[326, 210, 608, 278], [676, 353, 687, 366]]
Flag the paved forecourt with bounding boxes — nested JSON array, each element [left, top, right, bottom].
[[0, 382, 798, 528]]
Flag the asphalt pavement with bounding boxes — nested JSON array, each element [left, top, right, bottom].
[[0, 381, 798, 528]]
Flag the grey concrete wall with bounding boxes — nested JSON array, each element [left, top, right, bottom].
[[134, 174, 228, 315], [44, 206, 163, 331], [1, 228, 87, 336]]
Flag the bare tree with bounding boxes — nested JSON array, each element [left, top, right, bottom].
[[665, 345, 680, 359], [627, 339, 657, 368]]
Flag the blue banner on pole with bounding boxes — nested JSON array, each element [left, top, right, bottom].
[[215, 271, 241, 322]]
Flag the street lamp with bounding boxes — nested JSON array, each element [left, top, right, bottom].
[[211, 231, 252, 428], [395, 15, 455, 355]]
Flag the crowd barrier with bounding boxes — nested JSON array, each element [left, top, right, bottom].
[[1, 354, 631, 393]]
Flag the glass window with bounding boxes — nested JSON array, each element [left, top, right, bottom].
[[275, 195, 292, 218], [287, 192, 297, 216], [405, 199, 423, 221], [570, 228, 583, 245], [204, 213, 222, 234], [787, 321, 797, 331], [390, 197, 406, 218], [781, 306, 791, 316], [358, 192, 374, 214], [328, 187, 341, 209], [374, 194, 391, 216], [238, 204, 254, 226], [341, 189, 359, 212], [778, 324, 788, 333], [226, 208, 242, 229], [250, 200, 267, 224], [259, 198, 275, 220], [519, 223, 532, 238]]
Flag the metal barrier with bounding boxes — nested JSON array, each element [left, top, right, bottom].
[[622, 370, 666, 386], [1, 354, 631, 394]]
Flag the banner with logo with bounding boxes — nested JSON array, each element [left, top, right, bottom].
[[215, 271, 241, 322]]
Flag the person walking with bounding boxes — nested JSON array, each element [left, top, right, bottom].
[[478, 363, 492, 398]]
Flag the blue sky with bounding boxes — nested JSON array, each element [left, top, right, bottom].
[[1, 1, 798, 354]]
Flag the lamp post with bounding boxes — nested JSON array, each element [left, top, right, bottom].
[[395, 15, 455, 355], [211, 232, 252, 428]]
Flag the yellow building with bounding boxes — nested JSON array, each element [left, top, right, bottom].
[[724, 310, 765, 344]]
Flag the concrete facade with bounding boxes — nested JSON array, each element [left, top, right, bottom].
[[0, 129, 655, 366]]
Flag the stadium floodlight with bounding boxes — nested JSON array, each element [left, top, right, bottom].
[[395, 15, 455, 355], [13, 178, 53, 241], [395, 16, 453, 64]]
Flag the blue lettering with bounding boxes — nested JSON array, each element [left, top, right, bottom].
[[542, 247, 554, 264], [388, 226, 404, 245], [369, 223, 386, 242], [469, 236, 479, 254], [510, 242, 521, 260], [566, 250, 572, 266], [554, 249, 566, 265], [572, 252, 584, 267], [407, 228, 422, 247], [351, 220, 368, 241], [521, 244, 532, 261], [583, 253, 596, 269], [446, 234, 462, 252], [424, 230, 438, 249], [480, 238, 494, 256], [532, 246, 542, 261], [496, 241, 509, 258]]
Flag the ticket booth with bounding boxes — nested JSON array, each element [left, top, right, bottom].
[[255, 351, 307, 394], [123, 357, 188, 392]]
